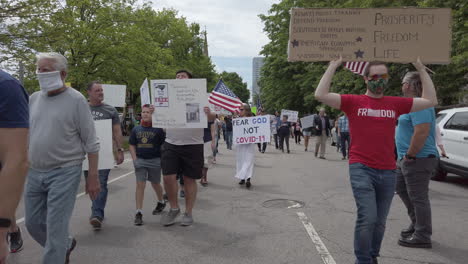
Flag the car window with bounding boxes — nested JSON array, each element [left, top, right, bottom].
[[436, 113, 447, 124], [444, 111, 468, 131]]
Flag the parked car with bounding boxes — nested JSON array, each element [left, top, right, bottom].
[[433, 107, 468, 180]]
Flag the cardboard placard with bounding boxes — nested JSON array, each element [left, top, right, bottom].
[[151, 79, 208, 128], [288, 8, 452, 64], [102, 84, 127, 107], [82, 119, 114, 170], [140, 78, 151, 106], [280, 109, 299, 123], [301, 115, 315, 129], [233, 116, 271, 145]]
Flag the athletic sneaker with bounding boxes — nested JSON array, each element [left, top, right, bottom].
[[8, 227, 23, 253], [152, 202, 166, 215], [180, 213, 194, 226], [134, 212, 143, 226], [89, 217, 102, 230], [161, 208, 180, 226], [65, 238, 76, 264]]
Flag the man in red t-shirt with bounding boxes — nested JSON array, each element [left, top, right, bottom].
[[315, 57, 437, 264]]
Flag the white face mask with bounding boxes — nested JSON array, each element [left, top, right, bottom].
[[36, 71, 64, 93]]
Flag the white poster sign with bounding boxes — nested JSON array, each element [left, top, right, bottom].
[[280, 109, 299, 123], [102, 84, 127, 107], [83, 119, 114, 170], [139, 78, 151, 106], [233, 116, 271, 145], [151, 79, 208, 128], [301, 115, 315, 129]]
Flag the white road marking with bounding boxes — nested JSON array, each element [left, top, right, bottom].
[[297, 212, 337, 264], [16, 170, 134, 225]]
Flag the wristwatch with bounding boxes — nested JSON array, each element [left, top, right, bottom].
[[0, 218, 11, 228], [405, 154, 416, 160], [117, 148, 124, 152]]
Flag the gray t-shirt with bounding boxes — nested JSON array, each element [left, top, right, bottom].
[[90, 103, 120, 124], [165, 128, 204, 145], [29, 88, 100, 172]]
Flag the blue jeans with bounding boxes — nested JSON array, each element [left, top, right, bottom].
[[349, 163, 396, 264], [225, 131, 233, 149], [25, 165, 82, 264], [85, 169, 111, 220]]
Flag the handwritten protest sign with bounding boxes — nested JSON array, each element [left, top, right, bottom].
[[288, 8, 452, 64], [102, 84, 127, 107], [83, 119, 114, 170], [301, 115, 315, 129], [281, 109, 299, 123], [151, 79, 208, 128], [233, 116, 271, 145]]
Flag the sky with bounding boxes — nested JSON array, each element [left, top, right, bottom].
[[152, 0, 279, 92]]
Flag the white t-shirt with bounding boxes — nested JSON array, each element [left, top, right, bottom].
[[165, 128, 204, 145]]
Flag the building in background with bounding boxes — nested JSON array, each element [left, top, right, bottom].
[[252, 57, 265, 98]]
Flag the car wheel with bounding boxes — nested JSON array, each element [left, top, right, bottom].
[[431, 163, 447, 181]]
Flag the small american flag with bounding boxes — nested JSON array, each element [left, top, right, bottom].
[[256, 97, 263, 111], [344, 61, 369, 76], [209, 80, 243, 113]]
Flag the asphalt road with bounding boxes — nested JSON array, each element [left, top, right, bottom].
[[8, 139, 468, 264]]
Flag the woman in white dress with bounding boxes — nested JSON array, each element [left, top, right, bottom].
[[235, 104, 255, 188]]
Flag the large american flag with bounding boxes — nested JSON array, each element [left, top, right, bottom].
[[344, 61, 369, 76], [208, 80, 243, 113]]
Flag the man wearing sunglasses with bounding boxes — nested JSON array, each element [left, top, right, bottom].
[[315, 57, 437, 264]]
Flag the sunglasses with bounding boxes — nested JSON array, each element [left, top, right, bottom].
[[368, 74, 389, 80]]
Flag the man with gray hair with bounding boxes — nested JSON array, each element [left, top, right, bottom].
[[25, 52, 101, 264], [395, 71, 439, 248]]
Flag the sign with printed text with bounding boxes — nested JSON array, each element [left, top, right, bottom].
[[280, 109, 299, 123], [82, 119, 114, 170], [102, 84, 127, 107], [233, 116, 271, 145], [301, 115, 315, 129], [288, 8, 452, 64], [151, 79, 208, 128]]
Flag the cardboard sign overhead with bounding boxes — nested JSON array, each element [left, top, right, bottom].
[[288, 8, 452, 64]]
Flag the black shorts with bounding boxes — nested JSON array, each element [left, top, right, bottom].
[[161, 142, 203, 179]]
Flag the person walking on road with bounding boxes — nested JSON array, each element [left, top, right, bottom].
[[235, 104, 255, 188], [278, 115, 292, 153], [314, 108, 331, 159], [157, 69, 216, 227], [338, 114, 350, 160], [25, 52, 100, 264], [315, 56, 438, 264], [225, 115, 234, 150], [395, 71, 439, 248], [0, 69, 29, 263], [129, 105, 167, 226], [294, 121, 302, 144], [86, 81, 125, 230], [257, 110, 268, 153], [200, 120, 216, 186]]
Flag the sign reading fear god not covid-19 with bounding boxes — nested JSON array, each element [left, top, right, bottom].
[[233, 116, 271, 145], [288, 8, 452, 64]]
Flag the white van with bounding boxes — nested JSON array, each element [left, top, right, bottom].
[[434, 107, 468, 180]]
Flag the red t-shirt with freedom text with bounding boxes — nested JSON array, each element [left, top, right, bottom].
[[340, 94, 413, 170]]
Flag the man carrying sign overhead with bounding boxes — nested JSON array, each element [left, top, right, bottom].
[[314, 56, 437, 264]]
